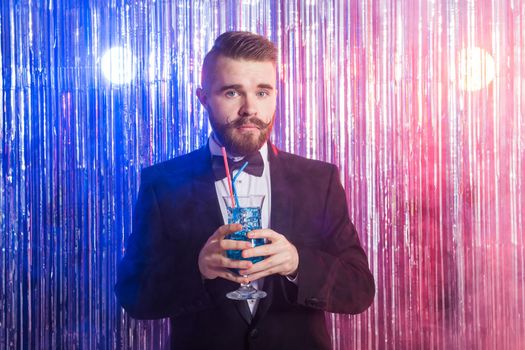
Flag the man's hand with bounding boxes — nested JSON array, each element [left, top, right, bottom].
[[239, 229, 299, 282], [198, 224, 253, 284]]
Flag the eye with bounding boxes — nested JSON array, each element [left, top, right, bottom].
[[225, 90, 239, 97], [257, 90, 270, 97]]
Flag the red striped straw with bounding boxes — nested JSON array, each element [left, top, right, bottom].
[[221, 147, 236, 207]]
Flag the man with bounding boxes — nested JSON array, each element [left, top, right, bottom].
[[116, 31, 375, 349]]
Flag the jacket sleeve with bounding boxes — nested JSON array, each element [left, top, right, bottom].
[[114, 168, 211, 319], [294, 165, 375, 314]]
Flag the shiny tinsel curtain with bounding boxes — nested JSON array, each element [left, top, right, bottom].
[[1, 0, 524, 349]]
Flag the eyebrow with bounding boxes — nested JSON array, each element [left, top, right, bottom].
[[218, 83, 275, 92]]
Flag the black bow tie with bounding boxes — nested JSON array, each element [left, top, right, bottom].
[[212, 152, 264, 180]]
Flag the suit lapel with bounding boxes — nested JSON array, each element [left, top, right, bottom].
[[236, 299, 252, 324], [251, 275, 275, 324], [268, 143, 293, 250], [188, 146, 224, 237]]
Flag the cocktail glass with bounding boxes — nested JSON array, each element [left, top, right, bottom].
[[222, 195, 267, 300]]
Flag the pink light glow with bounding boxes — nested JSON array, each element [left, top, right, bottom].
[[457, 47, 496, 92]]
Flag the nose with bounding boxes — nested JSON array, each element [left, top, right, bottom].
[[238, 95, 257, 117]]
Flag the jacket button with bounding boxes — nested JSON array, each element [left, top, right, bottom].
[[249, 328, 258, 338]]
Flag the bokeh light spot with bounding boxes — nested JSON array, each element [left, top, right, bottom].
[[100, 47, 136, 84], [457, 47, 495, 92]]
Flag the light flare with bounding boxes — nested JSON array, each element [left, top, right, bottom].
[[100, 47, 136, 84], [457, 47, 496, 91]]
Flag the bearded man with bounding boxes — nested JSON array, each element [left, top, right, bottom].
[[116, 31, 375, 350]]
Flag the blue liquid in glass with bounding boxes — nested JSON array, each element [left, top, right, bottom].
[[226, 206, 266, 265]]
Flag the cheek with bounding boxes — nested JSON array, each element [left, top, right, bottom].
[[209, 100, 237, 121], [260, 100, 277, 120]]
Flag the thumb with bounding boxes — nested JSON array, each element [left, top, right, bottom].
[[213, 223, 242, 239]]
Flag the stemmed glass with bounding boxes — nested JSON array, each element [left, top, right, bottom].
[[222, 195, 267, 300]]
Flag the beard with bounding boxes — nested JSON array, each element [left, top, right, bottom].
[[209, 113, 274, 156]]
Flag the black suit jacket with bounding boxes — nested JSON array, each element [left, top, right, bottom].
[[116, 144, 375, 350]]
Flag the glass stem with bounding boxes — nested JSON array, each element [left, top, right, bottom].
[[241, 275, 250, 287]]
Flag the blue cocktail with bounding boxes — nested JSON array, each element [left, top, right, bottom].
[[223, 195, 267, 300], [225, 206, 266, 264]]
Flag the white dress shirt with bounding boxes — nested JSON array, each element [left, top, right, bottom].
[[209, 134, 271, 315]]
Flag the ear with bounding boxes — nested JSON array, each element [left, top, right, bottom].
[[196, 87, 208, 109]]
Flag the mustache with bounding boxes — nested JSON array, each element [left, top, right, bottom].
[[227, 117, 271, 129]]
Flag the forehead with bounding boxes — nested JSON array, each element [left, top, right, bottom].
[[208, 56, 276, 88]]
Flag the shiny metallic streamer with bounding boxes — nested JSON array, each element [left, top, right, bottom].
[[1, 0, 524, 349]]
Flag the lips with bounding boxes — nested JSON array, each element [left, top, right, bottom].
[[228, 117, 269, 132], [237, 124, 260, 130]]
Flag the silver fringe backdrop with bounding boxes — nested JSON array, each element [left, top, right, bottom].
[[1, 0, 524, 349]]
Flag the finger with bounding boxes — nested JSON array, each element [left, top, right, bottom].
[[203, 266, 224, 278], [244, 253, 297, 277], [214, 223, 243, 238], [216, 269, 250, 284], [208, 253, 253, 270], [247, 229, 280, 241], [242, 243, 283, 259], [204, 263, 250, 284], [241, 256, 280, 275], [221, 257, 253, 270], [244, 270, 273, 282], [228, 273, 250, 284], [219, 239, 252, 251]]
